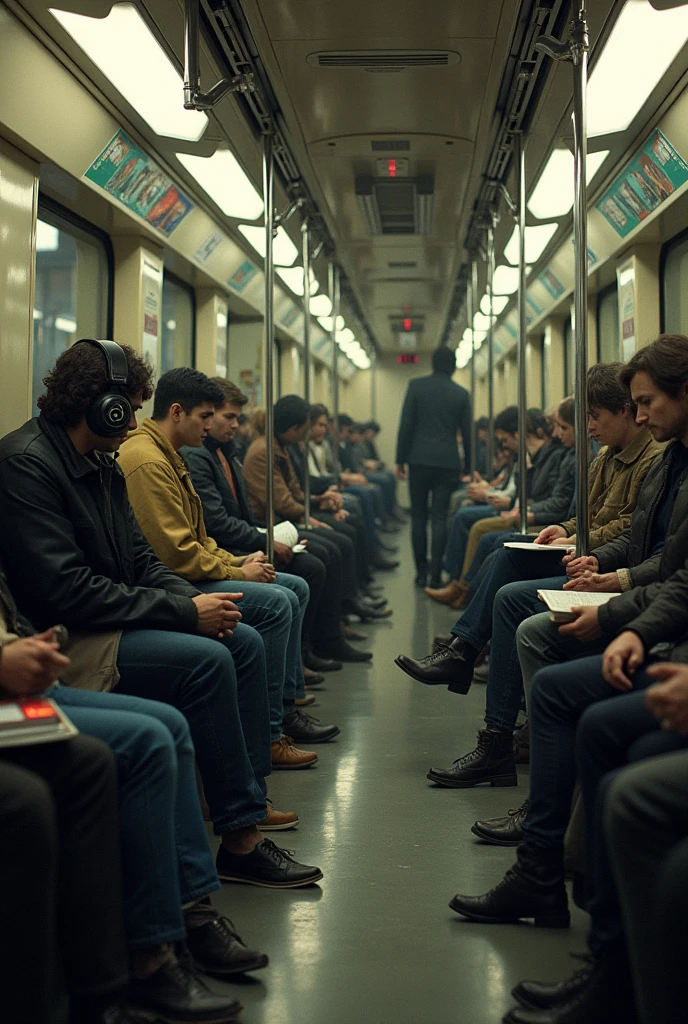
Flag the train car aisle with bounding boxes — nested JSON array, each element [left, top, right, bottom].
[[209, 535, 588, 1024]]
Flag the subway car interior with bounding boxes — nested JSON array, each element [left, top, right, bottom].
[[2, 0, 688, 1022]]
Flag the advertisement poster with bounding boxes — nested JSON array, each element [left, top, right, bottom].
[[539, 267, 564, 300], [194, 230, 224, 265], [239, 369, 262, 409], [85, 130, 193, 237], [141, 254, 162, 374], [616, 260, 636, 362], [228, 260, 259, 293], [280, 304, 300, 329], [215, 300, 228, 377], [597, 129, 688, 238]]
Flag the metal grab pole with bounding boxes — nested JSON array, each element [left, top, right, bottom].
[[516, 133, 529, 535], [486, 218, 496, 479], [572, 4, 590, 556], [468, 262, 477, 476], [262, 132, 276, 562], [302, 220, 312, 528], [329, 264, 340, 450], [371, 350, 377, 420]]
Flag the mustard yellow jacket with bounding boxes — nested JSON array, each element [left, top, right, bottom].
[[118, 419, 246, 582]]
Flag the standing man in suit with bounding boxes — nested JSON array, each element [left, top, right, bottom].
[[396, 346, 472, 588]]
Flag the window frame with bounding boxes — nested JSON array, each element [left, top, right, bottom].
[[161, 269, 197, 371], [660, 225, 688, 334]]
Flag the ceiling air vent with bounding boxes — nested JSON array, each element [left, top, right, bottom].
[[388, 261, 417, 268], [356, 175, 434, 236], [307, 51, 460, 72], [372, 140, 411, 152]]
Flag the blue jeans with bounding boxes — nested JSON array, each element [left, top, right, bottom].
[[443, 505, 498, 578], [522, 655, 658, 858], [51, 685, 219, 948], [366, 471, 396, 515], [575, 688, 688, 955], [115, 623, 268, 833], [195, 574, 307, 740], [343, 484, 377, 552], [450, 543, 570, 730]]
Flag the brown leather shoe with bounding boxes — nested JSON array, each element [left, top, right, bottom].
[[270, 736, 318, 770], [257, 799, 300, 832], [295, 693, 317, 706], [425, 579, 468, 606]]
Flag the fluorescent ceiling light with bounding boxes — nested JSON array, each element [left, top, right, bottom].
[[55, 316, 77, 334], [238, 224, 299, 267], [493, 265, 520, 295], [276, 266, 318, 297], [588, 0, 688, 138], [309, 294, 332, 317], [177, 151, 263, 221], [474, 311, 495, 331], [528, 149, 610, 220], [480, 294, 509, 316], [504, 223, 558, 266], [36, 221, 59, 252], [337, 328, 355, 345], [318, 315, 345, 332], [50, 4, 208, 141], [463, 326, 488, 347]]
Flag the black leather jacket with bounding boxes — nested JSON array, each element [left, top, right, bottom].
[[0, 416, 199, 634], [597, 440, 688, 656]]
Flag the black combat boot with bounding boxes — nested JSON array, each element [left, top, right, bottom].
[[427, 729, 517, 788]]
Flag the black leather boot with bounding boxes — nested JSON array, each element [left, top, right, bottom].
[[394, 638, 479, 690], [449, 846, 570, 929], [127, 953, 242, 1022], [472, 800, 529, 845], [428, 729, 517, 788], [512, 955, 596, 1011], [505, 951, 637, 1023], [183, 897, 269, 975]]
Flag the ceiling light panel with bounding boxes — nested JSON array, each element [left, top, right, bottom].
[[528, 150, 610, 220], [493, 265, 520, 295], [588, 0, 688, 138], [50, 4, 208, 141], [504, 223, 558, 266], [310, 294, 332, 317], [318, 315, 345, 332], [480, 294, 509, 316], [276, 266, 318, 297], [238, 224, 299, 266], [176, 151, 263, 221]]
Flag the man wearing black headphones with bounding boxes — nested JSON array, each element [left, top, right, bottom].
[[0, 340, 323, 894]]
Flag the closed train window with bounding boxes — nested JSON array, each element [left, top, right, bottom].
[[161, 272, 195, 373], [597, 284, 620, 363], [662, 230, 688, 334], [32, 204, 112, 411]]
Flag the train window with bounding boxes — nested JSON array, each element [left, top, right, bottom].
[[161, 272, 196, 372], [597, 284, 620, 363], [662, 229, 688, 334], [32, 202, 112, 411], [274, 338, 282, 398], [563, 317, 575, 394]]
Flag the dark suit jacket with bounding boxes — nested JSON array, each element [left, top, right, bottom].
[[395, 371, 472, 470], [183, 437, 267, 554]]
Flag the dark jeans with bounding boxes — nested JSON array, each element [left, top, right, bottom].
[[450, 543, 569, 729], [52, 685, 220, 947], [114, 623, 268, 834], [316, 512, 368, 588], [443, 504, 497, 578], [574, 689, 687, 958], [522, 655, 657, 858], [366, 470, 397, 515], [310, 523, 357, 598], [293, 536, 343, 646], [605, 749, 688, 1024], [408, 465, 461, 580], [0, 734, 127, 1024], [343, 484, 378, 554]]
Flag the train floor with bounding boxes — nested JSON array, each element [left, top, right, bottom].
[[208, 529, 588, 1024]]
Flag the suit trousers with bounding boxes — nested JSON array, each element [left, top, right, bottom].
[[407, 465, 461, 581]]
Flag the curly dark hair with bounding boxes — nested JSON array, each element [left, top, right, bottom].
[[37, 341, 154, 427]]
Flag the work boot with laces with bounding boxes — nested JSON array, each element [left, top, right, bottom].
[[472, 800, 529, 846], [394, 638, 479, 691], [127, 949, 242, 1021], [270, 735, 318, 769], [183, 896, 269, 975], [512, 954, 596, 1011], [427, 729, 517, 788], [505, 950, 637, 1023]]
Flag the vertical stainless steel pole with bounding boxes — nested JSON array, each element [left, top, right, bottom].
[[262, 132, 275, 562], [572, 4, 590, 556], [329, 263, 340, 448], [301, 220, 312, 528], [468, 265, 476, 475], [486, 218, 496, 478], [371, 350, 377, 420], [516, 133, 529, 535], [470, 259, 479, 475]]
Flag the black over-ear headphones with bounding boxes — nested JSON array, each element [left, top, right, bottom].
[[75, 339, 133, 437]]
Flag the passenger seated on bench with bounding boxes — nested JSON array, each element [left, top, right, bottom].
[[0, 564, 259, 1024], [0, 340, 322, 890]]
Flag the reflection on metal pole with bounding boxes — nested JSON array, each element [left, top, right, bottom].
[[302, 219, 312, 528], [571, 5, 590, 556], [329, 264, 340, 450], [468, 262, 477, 476], [536, 3, 590, 556], [486, 217, 496, 478], [516, 133, 529, 535], [263, 131, 275, 562]]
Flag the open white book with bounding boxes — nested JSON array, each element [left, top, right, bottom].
[[540, 589, 622, 618], [537, 589, 621, 623], [504, 541, 574, 553]]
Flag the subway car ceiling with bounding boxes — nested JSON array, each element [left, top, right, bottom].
[[2, 0, 688, 383]]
